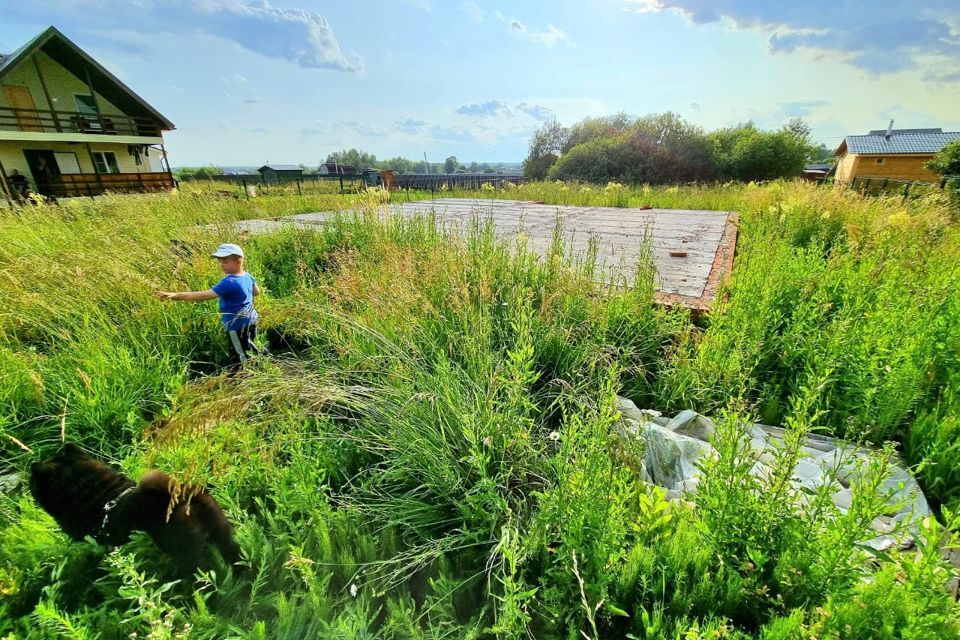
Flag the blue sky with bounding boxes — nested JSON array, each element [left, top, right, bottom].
[[1, 0, 958, 166]]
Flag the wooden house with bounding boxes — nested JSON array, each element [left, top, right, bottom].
[[0, 26, 175, 200], [834, 124, 960, 184], [257, 164, 303, 184]]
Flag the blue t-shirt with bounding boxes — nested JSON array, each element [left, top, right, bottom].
[[211, 273, 258, 330]]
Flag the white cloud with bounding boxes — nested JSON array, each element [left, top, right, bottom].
[[493, 12, 569, 47], [459, 1, 484, 22], [516, 102, 556, 121], [4, 0, 364, 72], [430, 125, 477, 141], [624, 0, 960, 80], [396, 118, 428, 134], [456, 100, 512, 117], [302, 120, 388, 137], [188, 0, 364, 72]]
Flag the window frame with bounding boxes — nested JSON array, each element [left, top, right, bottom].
[[91, 151, 120, 174]]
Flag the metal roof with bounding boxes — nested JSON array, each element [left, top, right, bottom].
[[838, 130, 960, 156], [258, 165, 303, 171], [867, 128, 941, 136], [0, 26, 174, 130]]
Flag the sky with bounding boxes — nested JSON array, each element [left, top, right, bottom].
[[1, 0, 958, 167]]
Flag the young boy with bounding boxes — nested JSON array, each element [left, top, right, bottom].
[[156, 243, 263, 366]]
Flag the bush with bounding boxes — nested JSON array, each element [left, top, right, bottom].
[[527, 112, 811, 184]]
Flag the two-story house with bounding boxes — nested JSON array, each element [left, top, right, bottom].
[[0, 26, 175, 200]]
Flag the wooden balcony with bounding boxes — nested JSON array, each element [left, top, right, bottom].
[[0, 106, 162, 138], [34, 172, 175, 198]]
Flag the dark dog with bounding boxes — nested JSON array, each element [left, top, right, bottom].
[[30, 444, 241, 574]]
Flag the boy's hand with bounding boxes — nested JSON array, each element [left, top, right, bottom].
[[155, 291, 176, 301]]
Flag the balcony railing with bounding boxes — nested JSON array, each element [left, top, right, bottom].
[[0, 106, 162, 137], [31, 172, 175, 198]]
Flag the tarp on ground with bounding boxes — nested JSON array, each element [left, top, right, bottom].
[[614, 397, 931, 552]]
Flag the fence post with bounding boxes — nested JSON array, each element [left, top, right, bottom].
[[297, 179, 302, 196], [903, 182, 911, 200]]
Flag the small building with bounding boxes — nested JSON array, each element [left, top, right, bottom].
[[318, 162, 356, 175], [0, 26, 175, 200], [834, 125, 960, 184], [257, 164, 303, 184], [800, 162, 833, 182]]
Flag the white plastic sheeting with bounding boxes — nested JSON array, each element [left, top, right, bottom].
[[615, 397, 931, 551]]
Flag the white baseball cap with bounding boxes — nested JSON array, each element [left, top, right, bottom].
[[211, 243, 244, 258]]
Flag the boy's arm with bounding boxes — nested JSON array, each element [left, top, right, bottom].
[[155, 289, 218, 302], [253, 283, 261, 297]]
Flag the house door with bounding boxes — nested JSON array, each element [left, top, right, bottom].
[[23, 150, 61, 196], [2, 85, 43, 131]]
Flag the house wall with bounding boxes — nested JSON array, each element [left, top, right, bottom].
[[834, 153, 858, 182], [0, 50, 126, 117], [0, 140, 162, 190], [846, 154, 939, 183]]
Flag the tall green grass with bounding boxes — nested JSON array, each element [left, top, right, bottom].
[[1, 181, 958, 638]]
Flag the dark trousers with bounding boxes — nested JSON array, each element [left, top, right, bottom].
[[226, 322, 261, 368]]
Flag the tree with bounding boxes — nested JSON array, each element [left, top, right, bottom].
[[382, 156, 419, 174], [546, 113, 716, 184], [522, 119, 568, 179], [809, 143, 836, 164], [708, 122, 811, 181], [175, 166, 223, 179], [929, 140, 960, 200], [326, 149, 377, 171], [563, 113, 631, 152], [444, 156, 459, 174], [783, 117, 811, 141], [927, 139, 960, 177]]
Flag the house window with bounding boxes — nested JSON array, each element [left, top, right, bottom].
[[876, 158, 884, 164], [91, 151, 120, 174], [75, 94, 97, 115]]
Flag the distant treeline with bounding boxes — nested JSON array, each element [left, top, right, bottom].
[[174, 153, 518, 180], [325, 149, 516, 175], [523, 112, 831, 183]]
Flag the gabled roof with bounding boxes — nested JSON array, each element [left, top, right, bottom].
[[258, 164, 303, 172], [836, 129, 960, 156], [0, 26, 174, 130]]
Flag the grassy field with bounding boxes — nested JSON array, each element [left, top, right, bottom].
[[1, 180, 958, 638]]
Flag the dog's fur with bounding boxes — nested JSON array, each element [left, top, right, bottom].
[[30, 444, 241, 573]]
